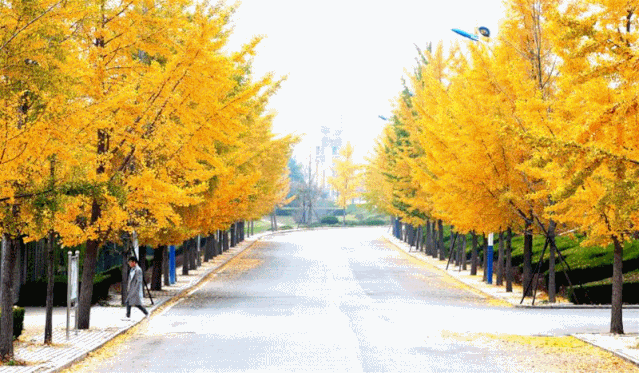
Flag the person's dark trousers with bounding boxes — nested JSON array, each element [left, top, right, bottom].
[[126, 302, 148, 317]]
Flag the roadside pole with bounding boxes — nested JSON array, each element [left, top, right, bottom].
[[66, 251, 79, 339], [169, 245, 176, 284]]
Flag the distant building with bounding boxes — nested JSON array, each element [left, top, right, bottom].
[[314, 126, 343, 200]]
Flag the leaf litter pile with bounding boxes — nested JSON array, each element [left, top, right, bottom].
[[442, 331, 638, 372]]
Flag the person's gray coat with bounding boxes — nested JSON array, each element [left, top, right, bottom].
[[126, 264, 144, 306]]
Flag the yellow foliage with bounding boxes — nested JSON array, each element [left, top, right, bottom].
[[0, 0, 296, 251], [328, 142, 361, 211]]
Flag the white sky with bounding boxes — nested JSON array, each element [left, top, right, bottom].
[[228, 0, 507, 162]]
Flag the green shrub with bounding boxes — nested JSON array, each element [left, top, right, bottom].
[[320, 216, 339, 225], [363, 219, 386, 226], [18, 268, 119, 307], [12, 307, 24, 339], [0, 307, 25, 339], [91, 273, 114, 304], [275, 208, 292, 216], [567, 282, 639, 305]]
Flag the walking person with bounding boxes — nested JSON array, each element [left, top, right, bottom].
[[124, 256, 149, 320]]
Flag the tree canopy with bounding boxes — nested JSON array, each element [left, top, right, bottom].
[[363, 0, 639, 334]]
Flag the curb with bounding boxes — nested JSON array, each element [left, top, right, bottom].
[[572, 334, 639, 368], [383, 231, 639, 367], [382, 232, 639, 310], [382, 233, 524, 307]]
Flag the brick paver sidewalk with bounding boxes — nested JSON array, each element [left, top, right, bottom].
[[0, 233, 266, 373]]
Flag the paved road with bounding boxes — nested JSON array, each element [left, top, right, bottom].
[[89, 228, 639, 372]]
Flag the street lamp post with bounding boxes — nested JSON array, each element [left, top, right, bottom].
[[452, 26, 494, 284]]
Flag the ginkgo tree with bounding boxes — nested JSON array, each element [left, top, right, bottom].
[[0, 0, 297, 357], [328, 142, 361, 225], [0, 0, 84, 356], [536, 0, 639, 334], [57, 0, 247, 329], [364, 0, 639, 335]]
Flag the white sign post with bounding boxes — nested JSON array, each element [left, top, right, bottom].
[[67, 250, 79, 339], [132, 231, 139, 263]]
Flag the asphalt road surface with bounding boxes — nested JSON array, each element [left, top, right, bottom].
[[87, 227, 639, 372]]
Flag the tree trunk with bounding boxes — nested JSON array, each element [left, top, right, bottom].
[[523, 218, 534, 297], [461, 235, 468, 271], [456, 233, 463, 267], [216, 231, 222, 256], [430, 221, 439, 259], [151, 245, 164, 291], [78, 126, 108, 330], [470, 231, 479, 276], [496, 231, 504, 286], [18, 239, 26, 297], [230, 224, 236, 247], [189, 238, 197, 270], [212, 234, 218, 256], [437, 220, 444, 260], [211, 234, 218, 257], [448, 229, 456, 263], [343, 208, 346, 226], [0, 234, 17, 359], [392, 217, 397, 238], [223, 230, 229, 252], [182, 241, 189, 276], [196, 236, 202, 267], [411, 225, 416, 248], [506, 228, 513, 292], [424, 220, 432, 255], [44, 231, 55, 344], [121, 246, 129, 305], [610, 235, 624, 334], [482, 235, 488, 282], [203, 236, 209, 262], [211, 231, 220, 259], [139, 246, 146, 274], [404, 223, 408, 242], [77, 237, 99, 329], [548, 220, 557, 303]]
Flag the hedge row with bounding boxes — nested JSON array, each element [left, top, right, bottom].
[[568, 282, 639, 305], [17, 266, 121, 307], [0, 307, 25, 339]]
